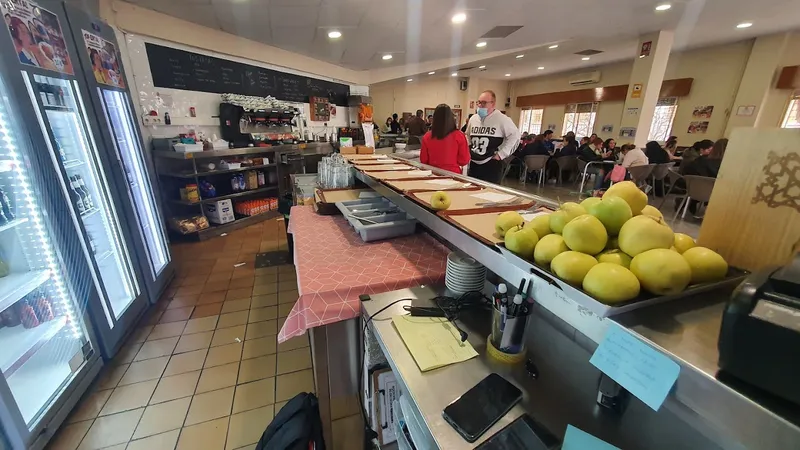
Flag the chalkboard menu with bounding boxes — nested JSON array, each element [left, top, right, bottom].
[[145, 43, 350, 105]]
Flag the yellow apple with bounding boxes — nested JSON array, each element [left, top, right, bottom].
[[430, 191, 451, 210]]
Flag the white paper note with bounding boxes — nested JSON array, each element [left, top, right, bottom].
[[425, 179, 459, 186], [409, 170, 432, 176], [471, 192, 515, 202]]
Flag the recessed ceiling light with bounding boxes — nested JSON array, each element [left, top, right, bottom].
[[504, 73, 511, 77], [737, 22, 753, 29], [548, 44, 558, 49], [478, 65, 486, 69], [581, 57, 590, 61], [655, 3, 671, 11], [428, 71, 435, 75], [407, 78, 413, 82], [537, 66, 544, 70], [451, 12, 467, 24], [327, 30, 342, 39], [451, 72, 458, 77], [382, 54, 393, 60], [476, 42, 487, 48], [516, 54, 524, 59]]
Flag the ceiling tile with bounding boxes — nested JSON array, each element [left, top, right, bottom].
[[270, 26, 317, 48], [268, 6, 320, 28], [317, 5, 366, 27]]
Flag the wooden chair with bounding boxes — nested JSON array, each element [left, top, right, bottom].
[[554, 156, 578, 184], [522, 155, 549, 186], [673, 175, 716, 221]]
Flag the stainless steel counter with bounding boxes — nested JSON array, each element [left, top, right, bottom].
[[362, 285, 722, 449]]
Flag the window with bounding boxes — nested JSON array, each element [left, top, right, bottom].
[[519, 108, 544, 135], [781, 94, 800, 129], [562, 102, 598, 137], [647, 97, 678, 141]]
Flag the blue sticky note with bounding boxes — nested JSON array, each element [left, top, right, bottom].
[[589, 322, 680, 411], [562, 425, 620, 450]]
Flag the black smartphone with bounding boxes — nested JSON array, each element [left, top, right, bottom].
[[476, 414, 561, 450], [442, 373, 523, 443]]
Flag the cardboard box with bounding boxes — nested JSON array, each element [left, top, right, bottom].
[[364, 368, 398, 445], [340, 146, 357, 154], [203, 199, 235, 224], [356, 145, 375, 154]]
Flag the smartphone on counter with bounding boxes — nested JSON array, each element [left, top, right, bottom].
[[442, 373, 523, 443]]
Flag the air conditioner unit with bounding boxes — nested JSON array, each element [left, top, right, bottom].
[[569, 71, 601, 86]]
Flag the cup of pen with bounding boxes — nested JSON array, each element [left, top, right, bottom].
[[487, 279, 531, 364]]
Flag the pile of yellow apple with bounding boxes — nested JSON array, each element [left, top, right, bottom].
[[496, 181, 729, 305]]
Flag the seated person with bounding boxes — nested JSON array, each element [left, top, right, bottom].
[[580, 138, 612, 191], [645, 141, 671, 164], [684, 138, 726, 178], [680, 139, 713, 173], [620, 144, 649, 168], [521, 134, 551, 157]]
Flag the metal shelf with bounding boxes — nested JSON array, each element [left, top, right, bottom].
[[201, 186, 278, 203], [0, 218, 29, 234], [159, 163, 277, 179], [0, 270, 51, 314], [168, 198, 201, 207], [63, 159, 85, 170], [153, 142, 332, 160], [42, 105, 72, 112], [0, 316, 67, 375], [197, 210, 281, 240]]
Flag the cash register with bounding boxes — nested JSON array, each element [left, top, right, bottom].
[[718, 253, 800, 405]]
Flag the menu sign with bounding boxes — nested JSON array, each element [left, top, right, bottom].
[[145, 43, 349, 105], [2, 0, 74, 74], [82, 29, 125, 88]]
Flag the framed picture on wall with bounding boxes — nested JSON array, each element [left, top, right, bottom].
[[424, 107, 436, 120]]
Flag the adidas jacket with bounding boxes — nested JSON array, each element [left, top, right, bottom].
[[465, 110, 521, 164]]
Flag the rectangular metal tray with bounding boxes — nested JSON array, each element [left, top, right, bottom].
[[335, 198, 417, 242], [496, 244, 748, 317]]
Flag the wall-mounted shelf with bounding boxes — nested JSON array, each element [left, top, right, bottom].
[[159, 163, 277, 179], [201, 186, 278, 203]]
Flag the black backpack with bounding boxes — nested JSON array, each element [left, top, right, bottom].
[[256, 393, 326, 450]]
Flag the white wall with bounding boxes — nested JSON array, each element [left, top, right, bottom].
[[758, 32, 800, 127]]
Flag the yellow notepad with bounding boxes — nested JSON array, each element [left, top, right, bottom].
[[392, 315, 478, 372]]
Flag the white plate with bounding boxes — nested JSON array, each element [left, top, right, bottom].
[[447, 252, 483, 269], [446, 267, 487, 280], [444, 277, 485, 288], [445, 280, 484, 293]]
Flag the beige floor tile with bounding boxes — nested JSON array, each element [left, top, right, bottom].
[[99, 380, 158, 416], [174, 331, 214, 353], [48, 419, 93, 450], [228, 277, 254, 289], [226, 288, 252, 301], [231, 269, 254, 280], [198, 291, 227, 305], [242, 336, 276, 360], [150, 370, 201, 404], [114, 343, 142, 365], [207, 272, 233, 283], [168, 295, 199, 309], [117, 356, 169, 386], [245, 320, 277, 340], [143, 310, 163, 326], [254, 267, 277, 276], [196, 362, 240, 394], [211, 325, 247, 347], [278, 281, 297, 293], [94, 364, 129, 391], [203, 280, 230, 293], [277, 290, 299, 305], [133, 337, 179, 362], [232, 377, 275, 414], [181, 275, 208, 287], [238, 354, 276, 384], [127, 429, 180, 450], [183, 316, 219, 335], [277, 265, 295, 274], [220, 299, 251, 315], [250, 294, 277, 309], [205, 342, 243, 368], [78, 408, 143, 449], [127, 326, 153, 344], [159, 307, 194, 324], [67, 389, 112, 423], [277, 335, 309, 353], [278, 303, 293, 318], [147, 321, 187, 341], [276, 347, 312, 375], [184, 387, 234, 426], [253, 274, 277, 286], [331, 414, 364, 450], [132, 397, 192, 440], [217, 310, 249, 329], [193, 302, 224, 318], [163, 349, 207, 376], [251, 283, 277, 296], [176, 416, 229, 450], [275, 369, 315, 402], [176, 284, 203, 296], [248, 306, 277, 324], [226, 405, 274, 449]]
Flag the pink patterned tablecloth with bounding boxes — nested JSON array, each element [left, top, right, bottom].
[[278, 206, 448, 343]]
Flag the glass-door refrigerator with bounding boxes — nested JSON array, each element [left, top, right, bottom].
[[0, 49, 101, 450], [0, 0, 149, 360], [61, 3, 174, 304]]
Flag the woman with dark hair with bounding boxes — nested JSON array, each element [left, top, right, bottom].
[[603, 138, 617, 161], [420, 104, 470, 174], [665, 136, 678, 155], [645, 141, 671, 164], [684, 138, 726, 178], [680, 139, 713, 171]]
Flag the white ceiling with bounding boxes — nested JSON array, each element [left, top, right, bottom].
[[123, 0, 800, 81]]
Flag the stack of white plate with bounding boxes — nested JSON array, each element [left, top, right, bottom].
[[445, 252, 487, 294]]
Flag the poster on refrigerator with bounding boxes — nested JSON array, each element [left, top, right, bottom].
[[82, 29, 125, 88], [1, 0, 74, 74], [687, 121, 709, 134]]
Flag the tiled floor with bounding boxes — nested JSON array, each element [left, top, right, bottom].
[[48, 219, 316, 450]]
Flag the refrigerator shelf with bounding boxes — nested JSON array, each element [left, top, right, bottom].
[[79, 208, 100, 220], [96, 250, 114, 263], [0, 316, 68, 375], [63, 160, 85, 170], [43, 105, 72, 112], [200, 186, 278, 203], [0, 270, 51, 314], [0, 217, 29, 234]]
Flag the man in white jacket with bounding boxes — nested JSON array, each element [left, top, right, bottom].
[[465, 90, 521, 184]]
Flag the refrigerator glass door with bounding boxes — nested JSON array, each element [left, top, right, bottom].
[[25, 73, 139, 324], [0, 79, 92, 426], [99, 89, 169, 280]]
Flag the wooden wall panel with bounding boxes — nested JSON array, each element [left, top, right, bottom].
[[659, 78, 693, 97], [516, 78, 694, 107], [776, 66, 800, 89]]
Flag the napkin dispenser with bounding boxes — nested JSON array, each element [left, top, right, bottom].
[[718, 253, 800, 405]]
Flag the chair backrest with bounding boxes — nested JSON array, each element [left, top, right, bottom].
[[576, 158, 588, 173], [651, 163, 674, 181], [555, 156, 578, 171], [524, 155, 549, 171], [684, 175, 716, 202], [627, 164, 655, 182]]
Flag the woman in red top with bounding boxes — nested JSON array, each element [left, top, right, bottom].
[[420, 104, 470, 174]]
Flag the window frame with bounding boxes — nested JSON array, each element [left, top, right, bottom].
[[519, 107, 544, 135], [780, 93, 800, 129], [562, 102, 598, 138], [647, 97, 679, 141]]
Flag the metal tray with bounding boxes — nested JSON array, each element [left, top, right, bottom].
[[335, 198, 417, 242], [496, 245, 748, 317]]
